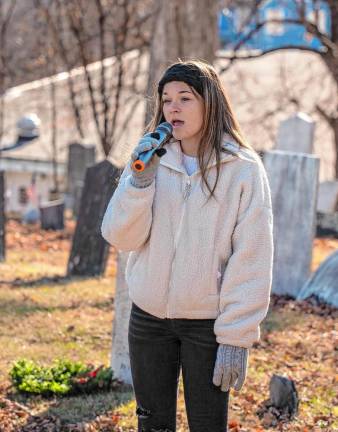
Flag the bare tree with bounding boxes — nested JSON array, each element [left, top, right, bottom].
[[0, 1, 16, 143], [34, 0, 154, 156], [0, 1, 16, 263], [145, 0, 219, 124], [218, 0, 338, 177]]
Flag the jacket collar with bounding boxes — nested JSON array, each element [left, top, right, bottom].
[[160, 132, 241, 175]]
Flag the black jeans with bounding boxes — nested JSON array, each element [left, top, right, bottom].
[[128, 302, 230, 432]]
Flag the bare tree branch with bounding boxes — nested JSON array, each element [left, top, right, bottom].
[[65, 2, 104, 150], [0, 1, 17, 141], [94, 0, 109, 145], [217, 44, 322, 74], [109, 0, 131, 146], [219, 0, 338, 176], [34, 0, 85, 139], [316, 103, 338, 127]]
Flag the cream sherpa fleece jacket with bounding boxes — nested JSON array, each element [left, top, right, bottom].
[[101, 134, 274, 349]]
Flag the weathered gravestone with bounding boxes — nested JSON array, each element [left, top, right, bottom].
[[67, 160, 120, 276], [0, 171, 5, 262], [316, 211, 338, 238], [269, 374, 299, 418], [110, 250, 133, 385], [275, 112, 315, 154], [67, 142, 96, 218], [297, 249, 338, 308], [40, 199, 64, 230], [317, 181, 338, 213], [263, 150, 320, 297]]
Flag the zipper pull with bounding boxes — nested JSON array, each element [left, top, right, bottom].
[[183, 180, 192, 201]]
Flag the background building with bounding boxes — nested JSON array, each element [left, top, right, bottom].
[[218, 0, 331, 52]]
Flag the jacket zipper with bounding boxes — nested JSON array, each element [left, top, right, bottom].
[[162, 148, 238, 317], [166, 177, 192, 318]]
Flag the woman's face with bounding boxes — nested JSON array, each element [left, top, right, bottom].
[[162, 81, 204, 145]]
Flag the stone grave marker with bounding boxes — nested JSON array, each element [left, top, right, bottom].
[[263, 150, 320, 297], [67, 142, 96, 217], [67, 160, 120, 276], [317, 180, 338, 213], [316, 212, 338, 238], [40, 199, 65, 230], [297, 250, 338, 308], [269, 374, 299, 418], [275, 112, 315, 154]]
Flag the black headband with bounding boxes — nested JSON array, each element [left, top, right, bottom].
[[158, 64, 204, 97]]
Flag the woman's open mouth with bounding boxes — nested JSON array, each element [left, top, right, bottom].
[[172, 120, 184, 128]]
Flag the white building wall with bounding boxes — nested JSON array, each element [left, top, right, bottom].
[[4, 171, 65, 215]]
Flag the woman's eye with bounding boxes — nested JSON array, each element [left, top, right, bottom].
[[163, 98, 190, 103]]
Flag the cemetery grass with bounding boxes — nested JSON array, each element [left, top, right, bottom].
[[0, 220, 336, 431]]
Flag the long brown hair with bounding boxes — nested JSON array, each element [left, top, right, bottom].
[[146, 59, 255, 203]]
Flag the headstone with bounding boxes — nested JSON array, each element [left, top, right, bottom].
[[0, 171, 5, 262], [67, 160, 120, 276], [110, 251, 132, 385], [275, 112, 315, 154], [67, 142, 96, 217], [296, 250, 338, 307], [316, 211, 338, 238], [269, 375, 299, 417], [263, 150, 320, 297], [73, 183, 84, 217], [317, 181, 338, 213], [40, 200, 64, 230]]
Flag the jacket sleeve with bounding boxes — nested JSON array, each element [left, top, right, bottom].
[[214, 159, 274, 349], [101, 160, 155, 252]]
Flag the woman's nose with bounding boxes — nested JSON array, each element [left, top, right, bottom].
[[169, 101, 181, 112]]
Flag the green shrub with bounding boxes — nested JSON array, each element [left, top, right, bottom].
[[9, 358, 118, 397]]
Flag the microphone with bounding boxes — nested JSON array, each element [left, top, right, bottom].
[[131, 122, 173, 172]]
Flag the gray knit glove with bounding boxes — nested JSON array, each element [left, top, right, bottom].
[[212, 344, 249, 392], [130, 132, 167, 188]]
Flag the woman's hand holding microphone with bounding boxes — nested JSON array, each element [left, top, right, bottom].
[[130, 124, 172, 188]]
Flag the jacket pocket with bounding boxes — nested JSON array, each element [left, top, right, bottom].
[[211, 258, 228, 295], [208, 266, 223, 296], [217, 269, 222, 293]]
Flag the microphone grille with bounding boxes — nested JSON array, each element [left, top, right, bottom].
[[157, 122, 173, 135]]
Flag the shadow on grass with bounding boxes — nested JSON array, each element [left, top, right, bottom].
[[262, 293, 338, 335], [261, 308, 302, 333], [0, 297, 114, 317], [7, 384, 135, 428], [0, 274, 96, 289]]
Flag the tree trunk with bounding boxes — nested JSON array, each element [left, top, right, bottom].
[[50, 78, 59, 196], [308, 2, 338, 178], [145, 0, 219, 124], [0, 171, 5, 262], [67, 160, 119, 276], [333, 117, 338, 179], [110, 250, 133, 385]]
